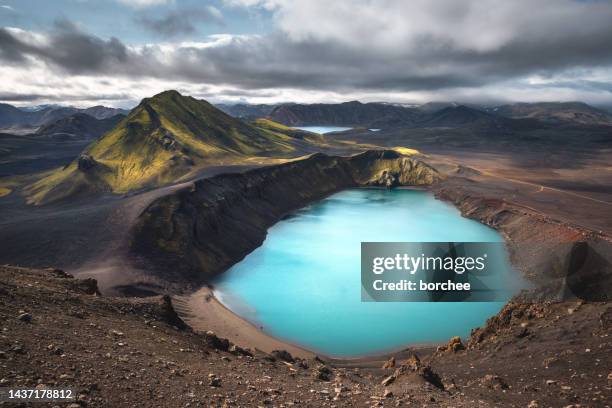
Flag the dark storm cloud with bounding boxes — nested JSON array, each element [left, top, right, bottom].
[[2, 5, 612, 96], [0, 27, 27, 62], [0, 19, 128, 73], [529, 80, 612, 94], [0, 91, 131, 102], [0, 92, 45, 101], [135, 7, 223, 38], [45, 19, 128, 71], [158, 34, 490, 91]]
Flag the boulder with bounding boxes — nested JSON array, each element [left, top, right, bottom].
[[229, 344, 253, 357], [481, 374, 509, 390], [401, 354, 421, 370], [17, 312, 32, 322], [161, 136, 176, 151], [381, 375, 395, 386], [382, 356, 395, 369], [68, 278, 100, 296], [314, 366, 332, 381], [448, 336, 465, 352], [419, 365, 444, 390], [271, 349, 294, 363], [77, 154, 97, 171], [204, 331, 230, 351], [208, 373, 221, 387], [45, 268, 72, 279], [372, 171, 399, 189], [437, 336, 465, 353], [158, 295, 189, 330], [389, 358, 444, 390]]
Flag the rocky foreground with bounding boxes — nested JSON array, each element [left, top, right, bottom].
[[0, 266, 610, 407]]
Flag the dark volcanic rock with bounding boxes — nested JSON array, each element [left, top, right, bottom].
[[271, 349, 295, 363], [158, 295, 189, 330], [17, 312, 32, 322], [419, 365, 444, 389], [77, 154, 97, 171], [229, 344, 253, 357], [159, 129, 177, 151], [67, 277, 101, 295], [390, 357, 444, 390], [204, 331, 230, 351], [45, 268, 73, 279], [314, 365, 332, 381], [481, 374, 509, 390]]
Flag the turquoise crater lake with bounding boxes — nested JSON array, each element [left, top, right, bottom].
[[214, 189, 519, 357]]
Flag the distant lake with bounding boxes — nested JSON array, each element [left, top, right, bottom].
[[214, 189, 520, 357], [294, 126, 352, 134]]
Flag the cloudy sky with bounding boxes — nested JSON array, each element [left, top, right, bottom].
[[1, 0, 612, 108]]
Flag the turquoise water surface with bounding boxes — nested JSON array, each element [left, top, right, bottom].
[[213, 189, 519, 357], [294, 126, 352, 134]]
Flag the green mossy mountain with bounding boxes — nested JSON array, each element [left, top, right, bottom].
[[26, 91, 302, 204]]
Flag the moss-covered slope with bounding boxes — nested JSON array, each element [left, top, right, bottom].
[[26, 91, 303, 204]]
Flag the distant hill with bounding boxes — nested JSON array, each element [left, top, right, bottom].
[[0, 103, 128, 129], [0, 103, 29, 128], [25, 91, 304, 204], [417, 102, 460, 113], [216, 103, 278, 119], [490, 102, 612, 126], [417, 105, 501, 127], [81, 106, 130, 120], [267, 101, 421, 128], [35, 113, 125, 140], [414, 105, 543, 131]]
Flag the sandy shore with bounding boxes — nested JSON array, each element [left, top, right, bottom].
[[172, 286, 315, 358], [172, 286, 440, 367]]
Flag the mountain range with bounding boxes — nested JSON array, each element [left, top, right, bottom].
[[4, 99, 610, 134], [0, 103, 128, 129], [217, 101, 612, 129], [487, 102, 612, 126], [2, 91, 611, 205]]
